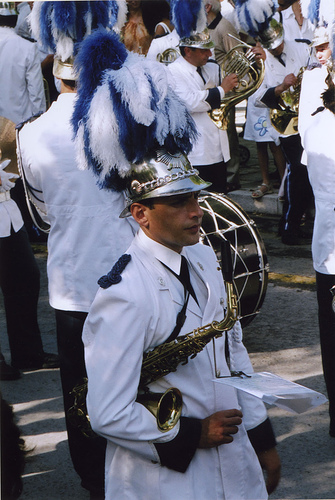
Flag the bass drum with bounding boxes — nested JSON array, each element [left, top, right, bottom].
[[199, 192, 269, 328]]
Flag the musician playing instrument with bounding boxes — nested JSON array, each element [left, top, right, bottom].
[[254, 17, 313, 245], [167, 30, 237, 194], [83, 150, 281, 500]]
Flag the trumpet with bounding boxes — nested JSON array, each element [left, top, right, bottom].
[[270, 66, 306, 135], [209, 36, 265, 130]]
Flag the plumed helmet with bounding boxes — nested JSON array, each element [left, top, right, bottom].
[[179, 29, 215, 49], [259, 17, 284, 50], [120, 149, 211, 217], [29, 1, 127, 80]]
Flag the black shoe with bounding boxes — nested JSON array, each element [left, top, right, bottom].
[[13, 352, 60, 370], [0, 360, 21, 381]]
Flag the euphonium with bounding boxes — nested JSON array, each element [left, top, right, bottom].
[[68, 266, 238, 436], [156, 47, 180, 65], [209, 38, 265, 130], [270, 66, 306, 135]]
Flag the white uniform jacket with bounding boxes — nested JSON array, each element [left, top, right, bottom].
[[168, 56, 230, 165], [299, 64, 328, 149], [0, 27, 46, 125], [254, 40, 310, 137], [18, 93, 136, 311], [83, 231, 269, 500], [301, 108, 335, 275]]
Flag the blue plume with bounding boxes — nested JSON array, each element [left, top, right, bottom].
[[234, 0, 276, 38], [31, 1, 118, 59], [307, 0, 320, 24], [72, 29, 127, 136], [170, 0, 203, 38], [38, 2, 55, 52], [53, 1, 76, 36]]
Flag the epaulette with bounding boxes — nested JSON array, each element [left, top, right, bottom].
[[15, 112, 44, 132], [98, 254, 131, 289]]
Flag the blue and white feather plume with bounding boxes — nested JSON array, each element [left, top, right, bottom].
[[29, 1, 127, 62], [71, 29, 198, 191], [234, 0, 277, 38], [170, 0, 206, 38]]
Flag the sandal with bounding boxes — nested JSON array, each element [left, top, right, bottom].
[[251, 183, 273, 199]]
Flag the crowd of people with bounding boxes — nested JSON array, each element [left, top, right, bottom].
[[0, 0, 334, 499]]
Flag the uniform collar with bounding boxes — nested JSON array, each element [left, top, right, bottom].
[[137, 228, 182, 275]]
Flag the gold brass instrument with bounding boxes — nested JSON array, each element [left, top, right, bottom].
[[0, 116, 18, 175], [156, 47, 180, 65], [270, 66, 306, 135], [68, 272, 238, 436], [209, 36, 265, 130]]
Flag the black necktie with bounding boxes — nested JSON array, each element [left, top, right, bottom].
[[276, 54, 286, 66], [196, 66, 206, 85], [179, 256, 198, 305]]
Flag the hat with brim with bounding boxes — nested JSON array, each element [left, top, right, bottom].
[[259, 18, 284, 50], [179, 29, 215, 49], [311, 26, 330, 47], [120, 149, 211, 218]]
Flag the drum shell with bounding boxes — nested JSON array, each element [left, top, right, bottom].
[[199, 192, 268, 328]]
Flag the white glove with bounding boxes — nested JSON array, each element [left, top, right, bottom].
[[0, 159, 19, 192]]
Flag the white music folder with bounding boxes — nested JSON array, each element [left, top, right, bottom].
[[214, 371, 328, 414]]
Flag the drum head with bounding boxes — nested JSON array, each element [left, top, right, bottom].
[[199, 191, 268, 328]]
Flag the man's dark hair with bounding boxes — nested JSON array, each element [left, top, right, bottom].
[[62, 79, 77, 90], [180, 46, 196, 57], [139, 198, 156, 210]]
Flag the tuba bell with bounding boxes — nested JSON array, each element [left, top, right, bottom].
[[209, 36, 265, 130], [270, 66, 306, 135]]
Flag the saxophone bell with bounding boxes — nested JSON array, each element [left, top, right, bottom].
[[137, 387, 183, 432]]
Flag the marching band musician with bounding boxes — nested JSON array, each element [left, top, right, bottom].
[[253, 17, 314, 245], [17, 2, 135, 498], [298, 21, 335, 438], [82, 152, 281, 500], [69, 22, 281, 500], [167, 30, 238, 194]]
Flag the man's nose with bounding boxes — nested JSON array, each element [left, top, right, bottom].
[[189, 197, 203, 218]]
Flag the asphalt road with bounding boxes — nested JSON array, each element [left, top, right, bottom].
[[1, 213, 334, 500]]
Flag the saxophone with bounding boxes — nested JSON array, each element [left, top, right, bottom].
[[68, 245, 238, 436], [209, 37, 265, 130]]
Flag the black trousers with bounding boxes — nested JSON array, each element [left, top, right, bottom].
[[0, 226, 44, 367], [55, 309, 106, 496], [316, 272, 335, 426], [195, 160, 227, 194], [280, 134, 314, 236]]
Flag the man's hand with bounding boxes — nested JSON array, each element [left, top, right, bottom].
[[275, 73, 297, 96], [199, 409, 243, 448], [251, 42, 266, 63], [221, 73, 239, 93], [257, 447, 281, 494]]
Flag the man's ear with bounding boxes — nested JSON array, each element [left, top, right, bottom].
[[130, 203, 150, 228]]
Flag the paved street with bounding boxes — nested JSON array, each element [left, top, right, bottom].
[[1, 136, 335, 499]]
